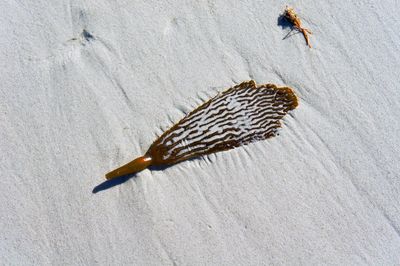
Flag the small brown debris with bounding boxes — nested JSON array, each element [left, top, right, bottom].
[[283, 6, 312, 48]]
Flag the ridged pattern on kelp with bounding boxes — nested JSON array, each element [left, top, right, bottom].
[[146, 80, 298, 165]]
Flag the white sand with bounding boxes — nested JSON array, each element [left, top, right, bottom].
[[1, 1, 400, 264]]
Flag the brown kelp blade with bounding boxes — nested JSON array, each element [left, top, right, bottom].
[[105, 80, 298, 180]]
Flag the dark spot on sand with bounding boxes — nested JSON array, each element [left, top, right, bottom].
[[82, 29, 94, 41]]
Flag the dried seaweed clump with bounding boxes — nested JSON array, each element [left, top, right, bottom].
[[283, 6, 312, 48]]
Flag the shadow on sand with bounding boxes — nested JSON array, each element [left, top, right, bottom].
[[277, 14, 301, 40], [92, 175, 132, 193], [92, 164, 172, 194], [92, 156, 210, 193]]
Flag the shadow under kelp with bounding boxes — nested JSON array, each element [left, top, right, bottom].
[[92, 164, 173, 193], [92, 175, 132, 193], [92, 156, 209, 193]]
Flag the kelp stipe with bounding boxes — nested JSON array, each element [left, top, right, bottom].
[[105, 80, 298, 180], [105, 156, 152, 180]]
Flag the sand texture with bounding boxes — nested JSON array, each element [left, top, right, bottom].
[[1, 1, 400, 265]]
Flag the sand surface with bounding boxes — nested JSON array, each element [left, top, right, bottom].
[[1, 1, 400, 265]]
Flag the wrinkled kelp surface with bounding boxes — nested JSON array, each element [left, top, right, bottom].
[[106, 80, 298, 179]]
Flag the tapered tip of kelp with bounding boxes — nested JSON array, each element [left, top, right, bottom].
[[105, 156, 152, 180]]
